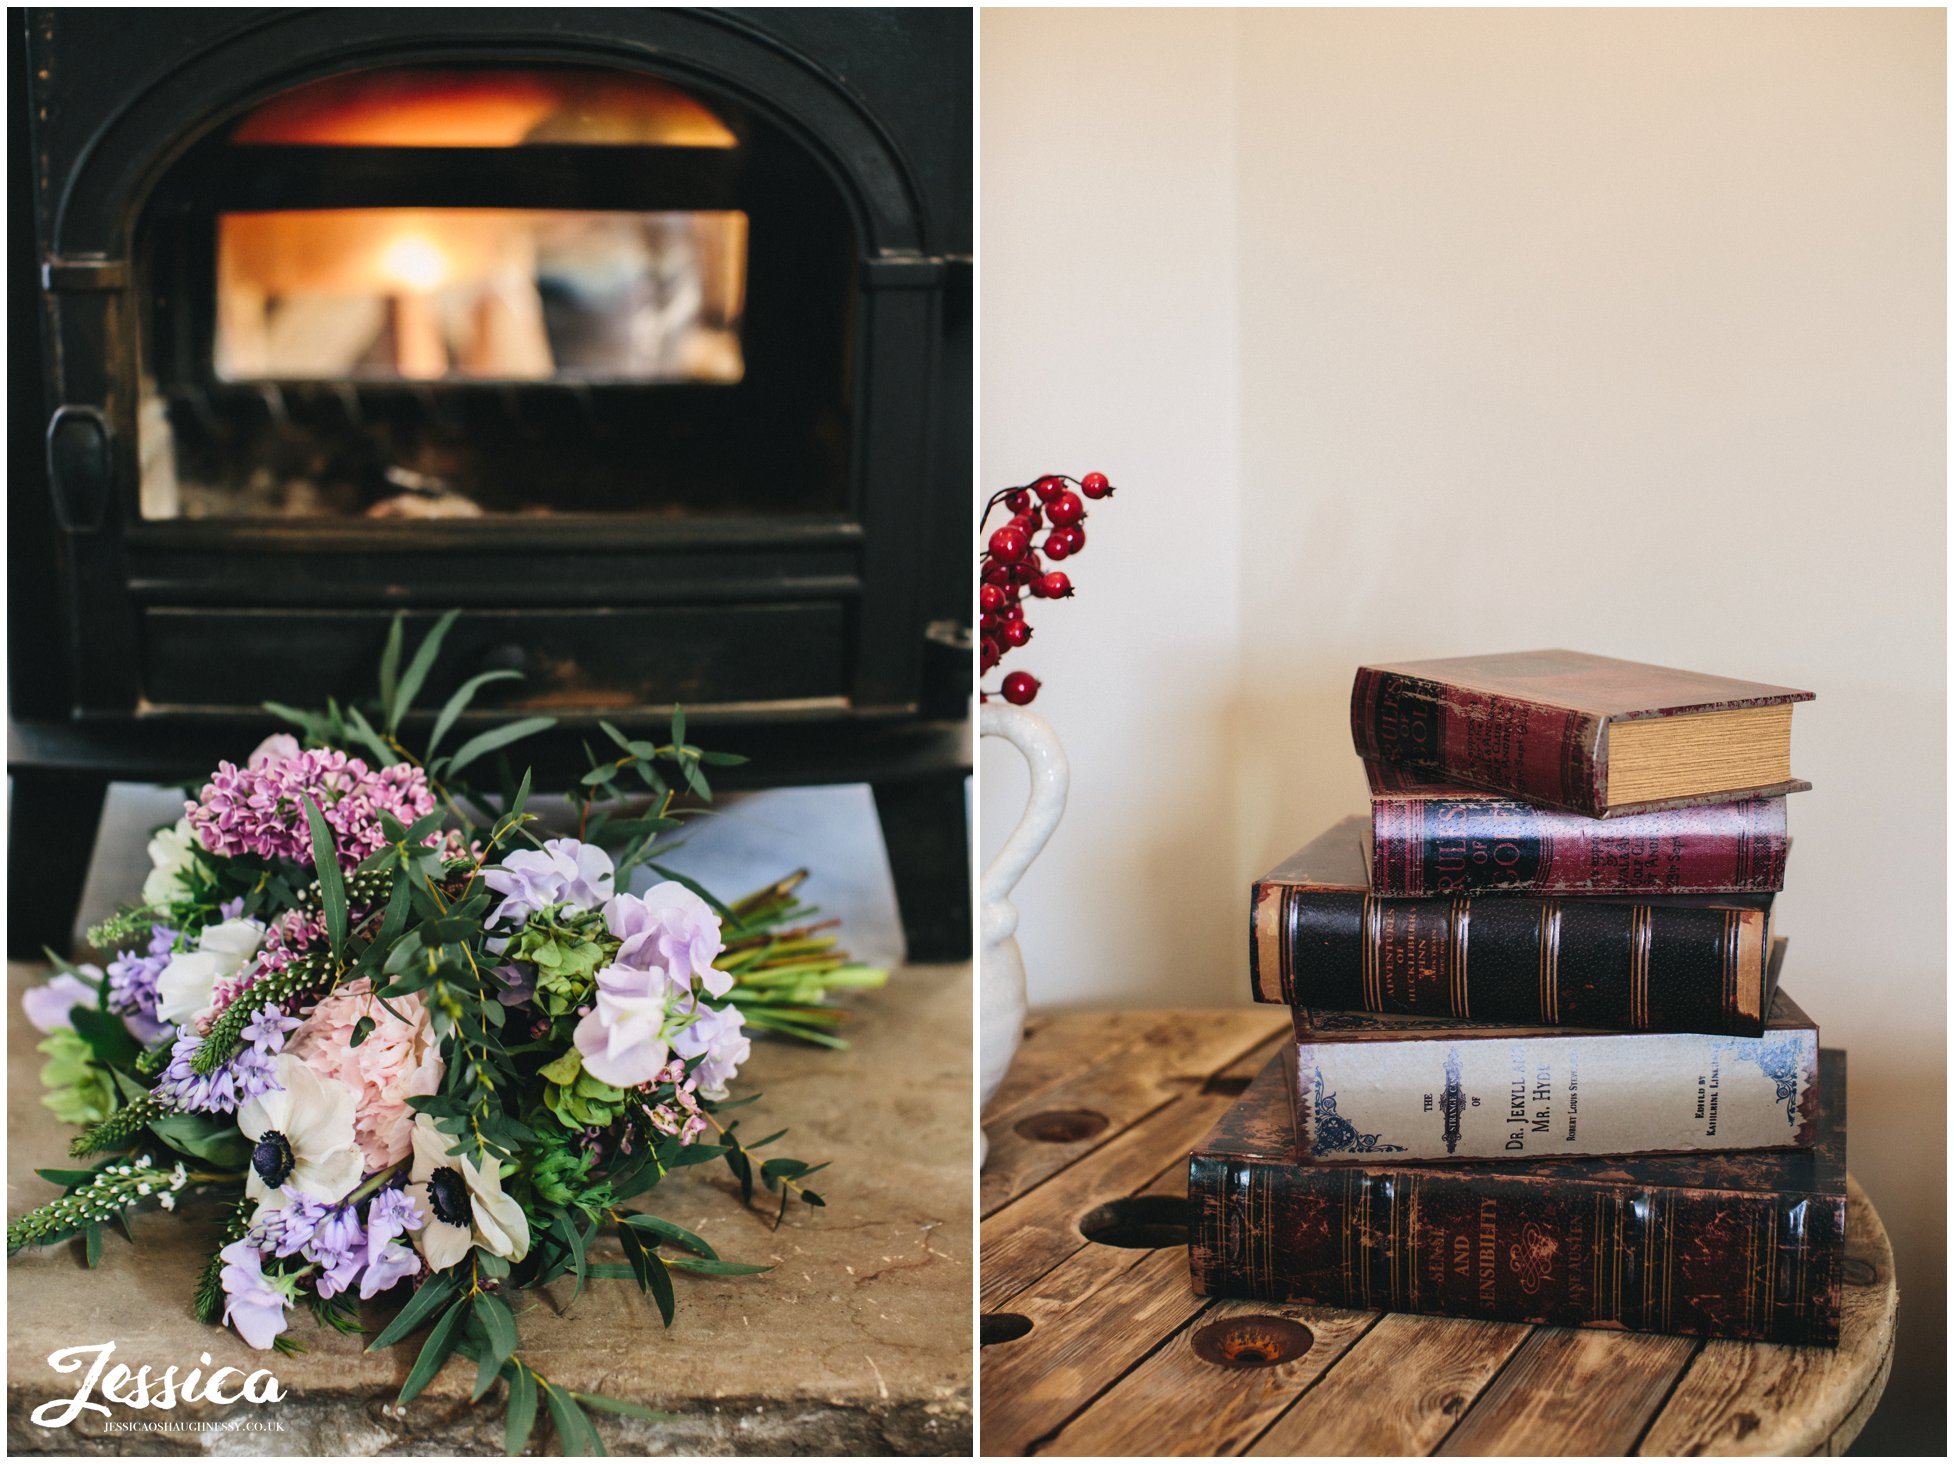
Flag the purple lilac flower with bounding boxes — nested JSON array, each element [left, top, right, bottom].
[[153, 1002, 290, 1113], [362, 1188, 424, 1299], [187, 745, 436, 873], [106, 925, 177, 1041], [483, 838, 615, 926], [219, 1241, 293, 1350], [307, 1202, 368, 1299]]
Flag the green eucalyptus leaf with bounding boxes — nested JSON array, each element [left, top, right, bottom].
[[391, 608, 461, 733], [472, 1291, 519, 1371], [618, 1213, 717, 1260], [378, 614, 405, 716], [427, 669, 523, 758], [447, 717, 557, 778], [302, 797, 348, 959], [504, 1362, 538, 1454], [366, 1270, 458, 1351], [395, 1297, 467, 1405]]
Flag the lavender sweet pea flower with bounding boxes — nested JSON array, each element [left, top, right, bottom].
[[672, 1002, 751, 1100], [22, 972, 99, 1034], [604, 883, 727, 994], [218, 1241, 292, 1350], [572, 962, 677, 1088], [484, 839, 616, 925]]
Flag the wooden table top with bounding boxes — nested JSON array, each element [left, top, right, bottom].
[[979, 1008, 1897, 1458]]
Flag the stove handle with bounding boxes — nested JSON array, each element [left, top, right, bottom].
[[46, 405, 114, 535]]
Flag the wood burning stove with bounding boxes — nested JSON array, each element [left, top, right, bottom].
[[11, 10, 972, 958]]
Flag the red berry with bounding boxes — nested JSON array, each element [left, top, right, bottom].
[[1003, 620, 1032, 647], [1005, 489, 1030, 513], [1047, 491, 1084, 527], [1080, 471, 1113, 499], [982, 560, 1014, 586], [1040, 571, 1073, 599], [1051, 524, 1085, 555], [1001, 670, 1040, 705], [999, 600, 1024, 621], [980, 583, 1005, 614], [989, 526, 1029, 563], [1032, 475, 1066, 502], [1042, 535, 1070, 561]]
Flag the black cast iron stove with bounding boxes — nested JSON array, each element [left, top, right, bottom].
[[11, 8, 972, 958]]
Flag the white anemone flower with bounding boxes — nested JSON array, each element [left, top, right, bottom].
[[236, 1054, 363, 1218], [155, 918, 266, 1029], [404, 1113, 530, 1272], [141, 817, 200, 908]]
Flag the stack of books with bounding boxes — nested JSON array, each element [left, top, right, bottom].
[[1190, 649, 1844, 1345]]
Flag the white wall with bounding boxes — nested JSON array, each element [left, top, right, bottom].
[[980, 7, 1245, 1011], [982, 9, 1943, 1452]]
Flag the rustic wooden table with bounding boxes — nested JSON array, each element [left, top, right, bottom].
[[980, 1009, 1897, 1458]]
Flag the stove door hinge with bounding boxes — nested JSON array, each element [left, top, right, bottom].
[[42, 257, 130, 293]]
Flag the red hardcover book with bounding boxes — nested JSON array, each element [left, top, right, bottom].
[[1286, 960, 1817, 1165], [1349, 649, 1813, 817], [1250, 819, 1778, 1037], [1188, 1048, 1846, 1345], [1365, 761, 1789, 897]]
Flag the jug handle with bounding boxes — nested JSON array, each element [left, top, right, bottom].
[[980, 702, 1070, 912]]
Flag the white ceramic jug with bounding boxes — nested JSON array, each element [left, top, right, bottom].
[[979, 702, 1069, 1160]]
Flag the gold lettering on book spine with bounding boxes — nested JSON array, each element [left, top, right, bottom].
[[1450, 898, 1471, 1018], [1537, 901, 1562, 1024], [1362, 895, 1382, 1010], [1628, 906, 1653, 1028], [1723, 909, 1738, 1024]]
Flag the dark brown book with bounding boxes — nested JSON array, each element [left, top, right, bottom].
[[1287, 954, 1817, 1164], [1365, 761, 1789, 897], [1188, 1047, 1846, 1345], [1350, 649, 1813, 817], [1251, 819, 1778, 1036]]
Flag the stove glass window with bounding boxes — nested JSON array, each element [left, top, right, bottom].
[[229, 68, 737, 149], [215, 209, 747, 384]]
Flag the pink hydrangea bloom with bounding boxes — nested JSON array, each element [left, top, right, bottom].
[[187, 745, 436, 872], [287, 979, 444, 1171]]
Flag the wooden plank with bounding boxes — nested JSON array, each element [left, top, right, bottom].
[[1043, 1296, 1380, 1456], [981, 1162, 1216, 1456], [982, 1009, 1283, 1216], [981, 1034, 1287, 1310], [1436, 1327, 1700, 1456], [1635, 1178, 1898, 1457], [984, 1010, 1167, 1117], [983, 1245, 1211, 1456], [1247, 1311, 1533, 1457]]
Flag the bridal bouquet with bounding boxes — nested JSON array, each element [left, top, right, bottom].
[[10, 613, 882, 1452]]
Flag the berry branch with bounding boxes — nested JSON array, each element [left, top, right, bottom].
[[979, 472, 1118, 706]]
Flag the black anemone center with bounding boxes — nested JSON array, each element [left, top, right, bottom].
[[251, 1130, 296, 1189], [427, 1167, 471, 1227]]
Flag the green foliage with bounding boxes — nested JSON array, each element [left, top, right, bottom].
[[503, 905, 615, 1018], [37, 1029, 117, 1126]]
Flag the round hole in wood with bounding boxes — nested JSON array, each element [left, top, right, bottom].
[[1191, 1314, 1313, 1369], [1013, 1108, 1110, 1144], [1077, 1195, 1190, 1249], [981, 1312, 1034, 1346]]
